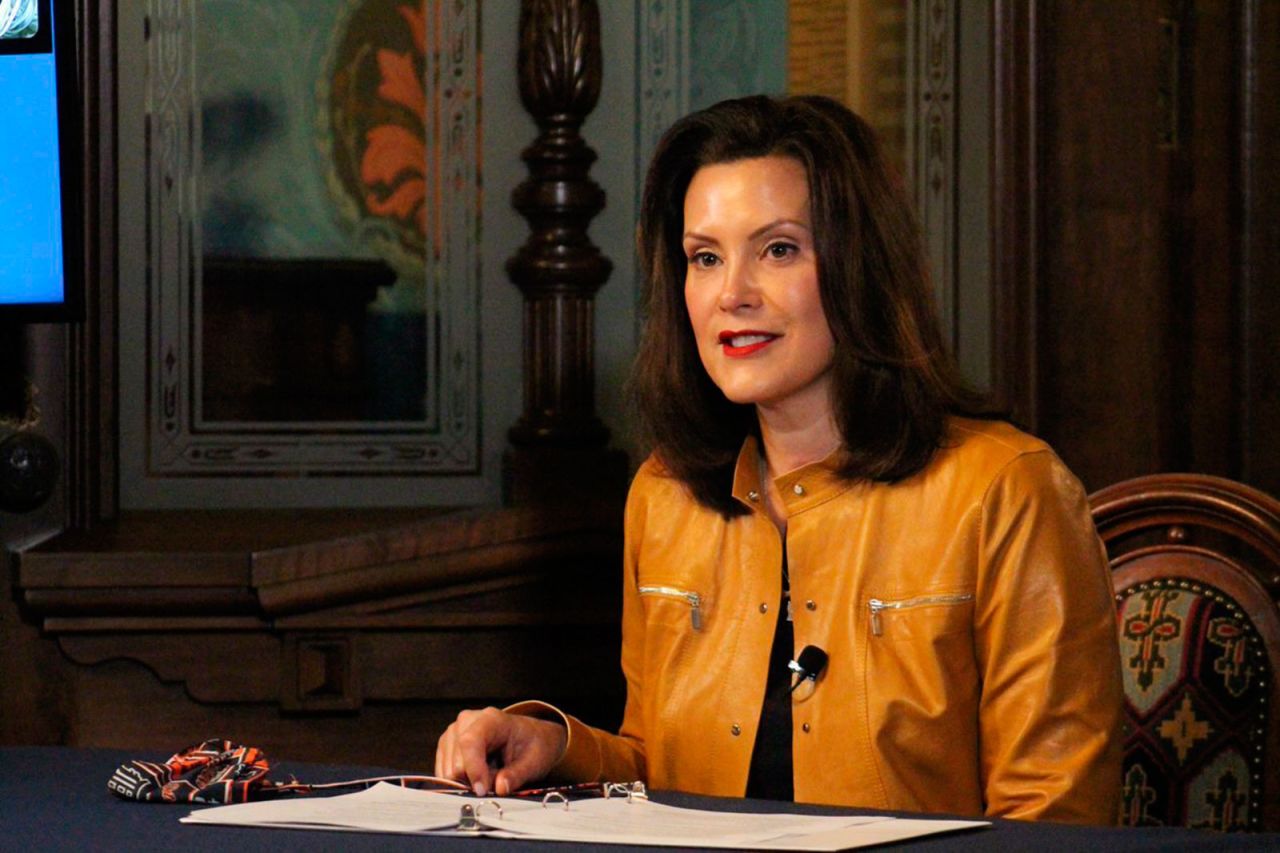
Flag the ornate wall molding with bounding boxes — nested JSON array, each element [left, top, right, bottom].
[[141, 0, 481, 480], [907, 0, 958, 345], [635, 0, 689, 196]]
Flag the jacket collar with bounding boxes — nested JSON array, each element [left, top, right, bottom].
[[731, 435, 856, 517]]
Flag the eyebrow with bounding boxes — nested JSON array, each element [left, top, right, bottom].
[[682, 218, 812, 244]]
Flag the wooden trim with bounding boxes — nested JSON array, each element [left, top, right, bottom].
[[508, 0, 611, 449], [66, 0, 117, 529], [18, 505, 621, 620], [1238, 0, 1280, 495], [989, 0, 1039, 428], [16, 504, 624, 714], [1090, 472, 1280, 580]]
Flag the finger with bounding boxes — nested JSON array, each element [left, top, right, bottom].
[[455, 708, 505, 795], [438, 709, 482, 782], [493, 769, 515, 797], [493, 717, 567, 795], [434, 724, 454, 778], [439, 718, 467, 781], [437, 710, 479, 782], [491, 732, 537, 794]]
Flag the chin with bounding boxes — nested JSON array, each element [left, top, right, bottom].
[[716, 385, 773, 407]]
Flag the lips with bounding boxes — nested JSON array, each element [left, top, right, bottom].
[[718, 330, 779, 357]]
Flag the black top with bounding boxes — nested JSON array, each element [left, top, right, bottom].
[[745, 550, 794, 801]]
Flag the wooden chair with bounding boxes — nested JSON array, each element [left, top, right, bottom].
[[1090, 474, 1280, 831]]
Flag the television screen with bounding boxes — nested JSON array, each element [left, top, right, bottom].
[[0, 0, 80, 320]]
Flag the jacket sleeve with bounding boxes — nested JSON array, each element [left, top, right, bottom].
[[507, 467, 654, 784], [974, 450, 1123, 824]]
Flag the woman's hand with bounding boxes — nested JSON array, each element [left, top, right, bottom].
[[435, 706, 567, 796]]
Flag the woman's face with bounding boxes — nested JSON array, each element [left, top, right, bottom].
[[682, 156, 835, 420]]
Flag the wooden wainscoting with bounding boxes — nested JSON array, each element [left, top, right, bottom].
[[13, 504, 624, 769]]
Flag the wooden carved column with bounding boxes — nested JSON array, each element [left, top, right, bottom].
[[505, 0, 626, 504]]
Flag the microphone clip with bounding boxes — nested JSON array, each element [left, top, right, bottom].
[[787, 645, 829, 694]]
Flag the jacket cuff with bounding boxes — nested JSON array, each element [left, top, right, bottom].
[[503, 699, 602, 783]]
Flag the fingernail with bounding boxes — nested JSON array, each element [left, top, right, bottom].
[[472, 782, 486, 797]]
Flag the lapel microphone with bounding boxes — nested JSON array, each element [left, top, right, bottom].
[[787, 645, 829, 694]]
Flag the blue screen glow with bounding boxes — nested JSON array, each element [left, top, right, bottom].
[[0, 2, 65, 307]]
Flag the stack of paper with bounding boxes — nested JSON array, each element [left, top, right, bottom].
[[181, 782, 987, 850]]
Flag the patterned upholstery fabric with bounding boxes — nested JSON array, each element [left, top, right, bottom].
[[1116, 578, 1270, 830]]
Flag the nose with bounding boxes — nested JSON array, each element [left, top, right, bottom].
[[716, 259, 759, 311]]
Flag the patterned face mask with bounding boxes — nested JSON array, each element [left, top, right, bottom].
[[108, 738, 465, 804], [108, 740, 280, 804]]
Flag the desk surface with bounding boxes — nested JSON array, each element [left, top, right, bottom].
[[2, 747, 1271, 852]]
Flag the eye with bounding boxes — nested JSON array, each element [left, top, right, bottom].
[[688, 249, 720, 269], [764, 241, 799, 261]]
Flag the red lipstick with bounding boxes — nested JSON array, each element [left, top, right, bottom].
[[718, 330, 778, 357]]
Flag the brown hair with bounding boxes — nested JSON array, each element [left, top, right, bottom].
[[630, 94, 995, 517]]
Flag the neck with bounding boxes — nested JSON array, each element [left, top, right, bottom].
[[756, 406, 842, 480]]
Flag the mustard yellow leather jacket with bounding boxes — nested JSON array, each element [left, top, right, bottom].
[[514, 419, 1122, 823]]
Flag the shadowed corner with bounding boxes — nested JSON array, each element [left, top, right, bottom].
[[0, 322, 24, 422]]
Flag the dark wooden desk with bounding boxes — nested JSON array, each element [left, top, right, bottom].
[[4, 747, 1274, 851]]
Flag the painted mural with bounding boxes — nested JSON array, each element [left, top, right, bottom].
[[136, 0, 481, 487]]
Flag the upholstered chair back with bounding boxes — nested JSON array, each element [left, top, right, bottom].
[[1090, 474, 1280, 831]]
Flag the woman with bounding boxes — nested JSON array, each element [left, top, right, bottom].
[[436, 95, 1123, 824]]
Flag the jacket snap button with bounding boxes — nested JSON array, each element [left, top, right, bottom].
[[792, 484, 805, 496], [802, 722, 811, 733], [731, 724, 742, 736], [806, 600, 816, 611], [759, 603, 768, 613], [747, 490, 759, 502]]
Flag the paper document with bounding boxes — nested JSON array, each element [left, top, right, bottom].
[[180, 782, 988, 850], [182, 784, 527, 834]]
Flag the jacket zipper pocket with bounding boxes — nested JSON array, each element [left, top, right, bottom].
[[868, 593, 974, 636], [638, 585, 704, 631]]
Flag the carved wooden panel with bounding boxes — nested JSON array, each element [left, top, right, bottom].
[[507, 0, 611, 450], [14, 504, 625, 764], [992, 0, 1280, 495]]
